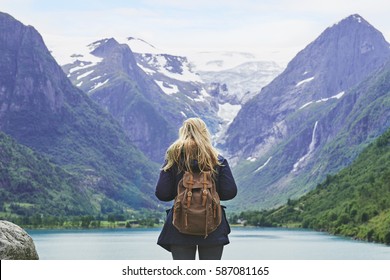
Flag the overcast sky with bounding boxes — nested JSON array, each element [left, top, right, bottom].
[[2, 0, 390, 65]]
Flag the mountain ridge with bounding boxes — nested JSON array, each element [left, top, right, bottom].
[[0, 12, 159, 212], [222, 14, 390, 210]]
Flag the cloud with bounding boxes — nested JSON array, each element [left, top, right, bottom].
[[1, 0, 389, 65]]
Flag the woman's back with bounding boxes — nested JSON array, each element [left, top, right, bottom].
[[155, 118, 237, 260]]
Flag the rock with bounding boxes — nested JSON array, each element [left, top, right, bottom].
[[0, 220, 39, 260]]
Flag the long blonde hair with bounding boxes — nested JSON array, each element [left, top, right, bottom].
[[163, 118, 220, 173]]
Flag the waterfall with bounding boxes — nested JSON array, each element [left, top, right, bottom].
[[292, 121, 318, 172], [254, 156, 273, 173]]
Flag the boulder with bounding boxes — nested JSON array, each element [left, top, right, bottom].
[[0, 220, 39, 260]]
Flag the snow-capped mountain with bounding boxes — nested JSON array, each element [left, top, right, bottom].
[[62, 37, 220, 162], [61, 37, 282, 161], [126, 37, 283, 113]]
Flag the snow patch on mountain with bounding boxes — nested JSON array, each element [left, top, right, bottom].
[[155, 80, 179, 95], [89, 79, 109, 92], [91, 75, 101, 81], [299, 91, 345, 110], [353, 14, 363, 23], [77, 70, 94, 80], [191, 89, 211, 102], [69, 59, 101, 74], [137, 63, 156, 75], [154, 56, 202, 83], [296, 76, 314, 87], [246, 156, 257, 162]]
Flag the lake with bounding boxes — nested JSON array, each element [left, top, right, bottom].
[[28, 227, 390, 260]]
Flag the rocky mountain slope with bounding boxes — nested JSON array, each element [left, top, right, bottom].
[[222, 14, 390, 210], [0, 12, 159, 213]]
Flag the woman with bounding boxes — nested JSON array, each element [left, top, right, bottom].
[[155, 117, 237, 260]]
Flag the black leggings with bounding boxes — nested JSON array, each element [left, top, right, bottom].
[[171, 245, 224, 260]]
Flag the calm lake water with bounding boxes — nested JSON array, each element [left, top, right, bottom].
[[28, 227, 390, 260]]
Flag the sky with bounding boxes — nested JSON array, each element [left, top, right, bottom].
[[1, 0, 390, 66]]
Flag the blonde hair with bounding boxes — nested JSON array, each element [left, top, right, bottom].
[[163, 118, 220, 173]]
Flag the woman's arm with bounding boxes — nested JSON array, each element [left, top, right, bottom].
[[217, 159, 238, 201], [155, 167, 177, 202]]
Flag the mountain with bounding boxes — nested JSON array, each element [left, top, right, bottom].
[[62, 37, 219, 162], [222, 14, 390, 210], [60, 38, 282, 161], [0, 12, 159, 213], [199, 61, 282, 141], [0, 131, 98, 218], [243, 127, 390, 245]]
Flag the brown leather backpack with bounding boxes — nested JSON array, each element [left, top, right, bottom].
[[172, 171, 222, 238]]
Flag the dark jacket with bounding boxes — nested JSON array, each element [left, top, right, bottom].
[[155, 155, 237, 252]]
